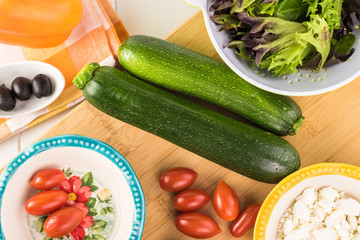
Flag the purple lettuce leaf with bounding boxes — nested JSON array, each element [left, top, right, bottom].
[[238, 12, 307, 66], [209, 0, 236, 18]]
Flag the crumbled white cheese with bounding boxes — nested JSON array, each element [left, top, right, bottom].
[[283, 227, 310, 240], [318, 199, 334, 214], [312, 228, 337, 240], [277, 187, 360, 240], [318, 187, 339, 202], [283, 219, 295, 235], [325, 210, 346, 229], [335, 198, 360, 216], [293, 200, 310, 221], [349, 216, 358, 231], [297, 187, 317, 206]]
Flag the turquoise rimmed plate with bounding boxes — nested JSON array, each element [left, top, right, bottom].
[[0, 135, 145, 240]]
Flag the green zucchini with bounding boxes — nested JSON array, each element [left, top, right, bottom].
[[73, 63, 300, 183], [118, 35, 304, 136]]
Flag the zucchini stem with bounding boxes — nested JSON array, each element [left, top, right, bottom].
[[73, 62, 100, 90], [288, 116, 305, 136]]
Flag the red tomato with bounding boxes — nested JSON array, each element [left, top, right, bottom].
[[44, 207, 85, 238], [173, 189, 210, 212], [213, 180, 240, 221], [30, 169, 65, 190], [230, 204, 261, 238], [175, 212, 222, 238], [159, 167, 197, 192], [25, 190, 68, 215]]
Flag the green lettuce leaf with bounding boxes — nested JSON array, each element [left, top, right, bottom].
[[260, 42, 312, 75], [210, 0, 352, 76], [303, 0, 343, 33], [239, 12, 332, 75], [302, 34, 355, 68], [324, 33, 355, 66], [273, 0, 309, 22], [296, 14, 331, 70], [303, 0, 319, 16], [230, 0, 257, 14], [319, 0, 343, 32], [227, 40, 250, 60], [212, 14, 242, 31], [245, 0, 279, 16]]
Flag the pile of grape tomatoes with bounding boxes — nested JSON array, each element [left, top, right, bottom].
[[25, 169, 85, 238], [159, 167, 261, 239]]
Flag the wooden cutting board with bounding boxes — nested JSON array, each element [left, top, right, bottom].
[[18, 11, 360, 240]]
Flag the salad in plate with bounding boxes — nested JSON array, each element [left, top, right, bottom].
[[210, 0, 359, 76]]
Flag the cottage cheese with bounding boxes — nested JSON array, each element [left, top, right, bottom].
[[277, 187, 360, 240]]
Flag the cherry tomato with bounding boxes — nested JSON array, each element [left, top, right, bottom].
[[159, 167, 197, 192], [213, 180, 240, 221], [230, 204, 261, 238], [30, 169, 65, 190], [44, 207, 85, 238], [175, 212, 222, 238], [173, 189, 210, 212], [25, 190, 68, 215]]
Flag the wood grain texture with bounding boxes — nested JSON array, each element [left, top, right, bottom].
[[16, 10, 360, 239]]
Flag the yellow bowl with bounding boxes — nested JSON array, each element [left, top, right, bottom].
[[254, 162, 360, 240]]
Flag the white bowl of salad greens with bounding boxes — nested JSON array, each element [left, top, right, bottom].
[[186, 0, 360, 96]]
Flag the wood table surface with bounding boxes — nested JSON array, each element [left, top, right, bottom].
[[3, 11, 360, 240]]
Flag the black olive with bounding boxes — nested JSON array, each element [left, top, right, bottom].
[[11, 76, 32, 100], [32, 74, 53, 98], [0, 84, 16, 111]]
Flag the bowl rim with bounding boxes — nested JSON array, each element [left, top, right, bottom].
[[188, 0, 360, 96], [0, 134, 145, 240], [253, 162, 360, 240]]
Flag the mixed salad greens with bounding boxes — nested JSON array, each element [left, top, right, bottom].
[[210, 0, 359, 76]]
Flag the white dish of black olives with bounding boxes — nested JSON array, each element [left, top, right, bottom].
[[0, 61, 65, 118]]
